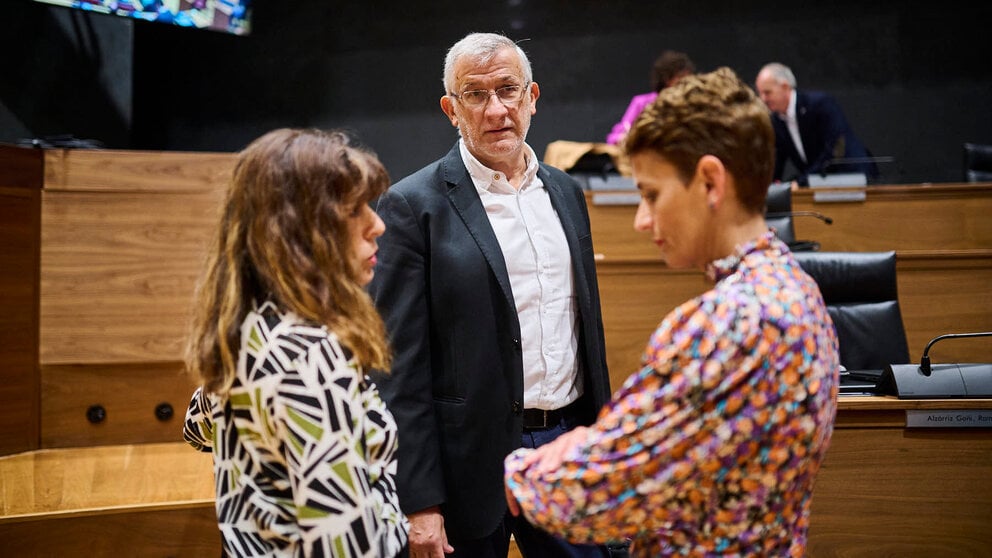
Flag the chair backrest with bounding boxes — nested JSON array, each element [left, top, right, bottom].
[[963, 143, 992, 182], [765, 182, 796, 245], [793, 251, 910, 369]]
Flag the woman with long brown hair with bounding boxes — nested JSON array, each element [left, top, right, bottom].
[[183, 128, 407, 557]]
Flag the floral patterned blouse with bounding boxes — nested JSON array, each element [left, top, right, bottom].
[[184, 301, 408, 557], [505, 232, 839, 557]]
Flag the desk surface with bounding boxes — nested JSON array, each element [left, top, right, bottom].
[[837, 395, 992, 410]]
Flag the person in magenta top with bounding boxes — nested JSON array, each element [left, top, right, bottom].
[[506, 67, 840, 557], [605, 50, 695, 145]]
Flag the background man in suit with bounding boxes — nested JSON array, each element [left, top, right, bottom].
[[369, 33, 614, 558], [755, 62, 878, 185]]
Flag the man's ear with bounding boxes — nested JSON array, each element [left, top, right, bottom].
[[440, 95, 458, 128], [695, 155, 728, 209], [528, 82, 541, 115]]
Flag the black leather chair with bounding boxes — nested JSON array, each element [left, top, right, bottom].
[[765, 182, 796, 245], [963, 142, 992, 182], [764, 182, 820, 251], [793, 251, 910, 370]]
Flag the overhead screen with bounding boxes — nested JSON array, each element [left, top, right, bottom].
[[34, 0, 252, 36]]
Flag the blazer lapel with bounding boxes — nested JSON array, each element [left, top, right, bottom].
[[441, 145, 516, 310], [796, 91, 816, 153]]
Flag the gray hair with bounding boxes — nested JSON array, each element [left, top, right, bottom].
[[442, 33, 533, 93], [760, 62, 797, 88]]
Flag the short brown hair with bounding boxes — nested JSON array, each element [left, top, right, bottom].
[[625, 67, 774, 214]]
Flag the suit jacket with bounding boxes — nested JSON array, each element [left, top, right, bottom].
[[368, 142, 612, 540], [771, 89, 877, 184]]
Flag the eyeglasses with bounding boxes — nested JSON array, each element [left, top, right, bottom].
[[449, 82, 530, 108]]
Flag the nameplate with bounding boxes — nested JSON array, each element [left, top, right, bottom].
[[809, 176, 867, 203], [592, 193, 641, 206], [812, 189, 868, 203], [905, 410, 992, 428]]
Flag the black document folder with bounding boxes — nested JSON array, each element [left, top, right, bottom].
[[838, 369, 884, 394]]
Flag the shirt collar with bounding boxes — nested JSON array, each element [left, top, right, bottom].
[[705, 230, 782, 282], [786, 89, 798, 121], [459, 139, 540, 194]]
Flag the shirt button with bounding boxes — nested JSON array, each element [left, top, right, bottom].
[[493, 173, 501, 181], [512, 401, 522, 413]]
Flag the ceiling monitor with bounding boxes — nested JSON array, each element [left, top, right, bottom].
[[34, 0, 253, 36]]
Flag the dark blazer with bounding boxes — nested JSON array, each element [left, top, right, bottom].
[[771, 89, 878, 184], [368, 142, 612, 541]]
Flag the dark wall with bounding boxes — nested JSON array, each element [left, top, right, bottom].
[[0, 2, 132, 148], [4, 1, 992, 183]]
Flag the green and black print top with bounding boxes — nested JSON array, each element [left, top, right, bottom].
[[184, 301, 408, 557]]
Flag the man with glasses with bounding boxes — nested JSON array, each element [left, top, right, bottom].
[[369, 32, 616, 557]]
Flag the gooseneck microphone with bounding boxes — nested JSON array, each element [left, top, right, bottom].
[[765, 211, 834, 225], [920, 332, 992, 376]]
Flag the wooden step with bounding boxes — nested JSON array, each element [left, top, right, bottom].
[[0, 442, 220, 556]]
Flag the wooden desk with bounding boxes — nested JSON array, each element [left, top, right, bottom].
[[791, 183, 992, 253], [809, 397, 992, 556], [587, 183, 992, 262]]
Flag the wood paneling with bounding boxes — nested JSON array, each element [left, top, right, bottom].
[[809, 406, 992, 557], [792, 183, 992, 253], [0, 505, 221, 557], [39, 188, 227, 364], [0, 146, 236, 456], [38, 149, 233, 365], [0, 145, 43, 190], [0, 442, 213, 516], [596, 263, 707, 390], [42, 148, 235, 193], [587, 183, 992, 263], [0, 185, 41, 455], [0, 442, 218, 556], [40, 362, 200, 448], [895, 253, 992, 366]]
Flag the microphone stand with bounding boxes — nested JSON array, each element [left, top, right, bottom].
[[765, 211, 834, 225], [921, 332, 992, 376], [879, 331, 992, 398]]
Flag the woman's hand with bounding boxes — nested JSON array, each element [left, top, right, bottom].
[[523, 426, 590, 474]]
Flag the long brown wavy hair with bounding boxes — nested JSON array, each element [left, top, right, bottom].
[[186, 128, 391, 395]]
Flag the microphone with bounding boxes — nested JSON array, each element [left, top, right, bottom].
[[920, 332, 992, 376], [765, 210, 834, 225], [877, 331, 992, 398]]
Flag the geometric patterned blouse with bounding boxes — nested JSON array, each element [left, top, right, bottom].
[[184, 301, 408, 557], [506, 232, 839, 557]]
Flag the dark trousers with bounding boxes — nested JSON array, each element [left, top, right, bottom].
[[444, 410, 628, 558]]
